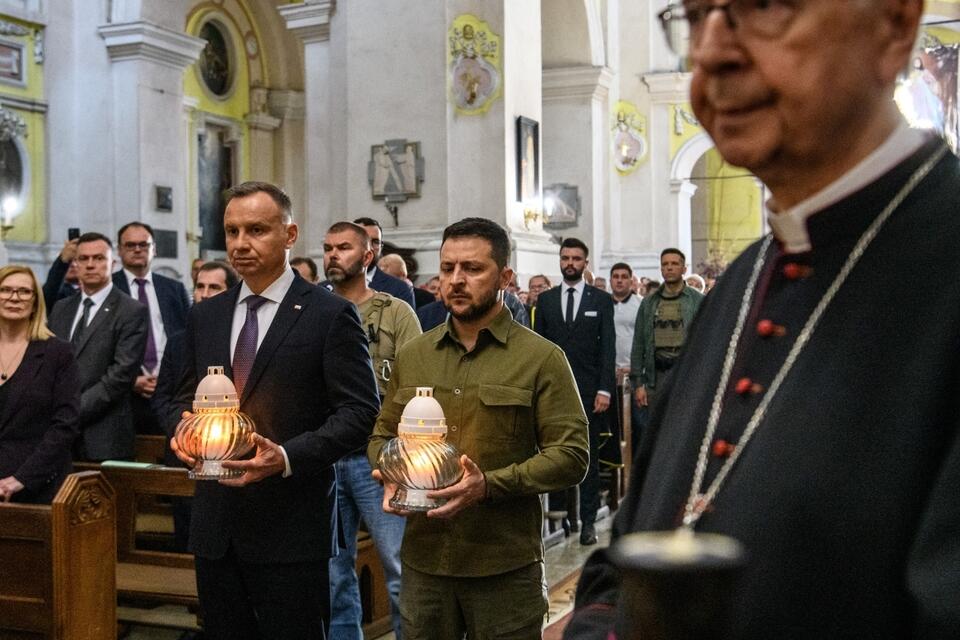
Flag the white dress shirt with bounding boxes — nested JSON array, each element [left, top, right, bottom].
[[766, 122, 931, 253], [123, 269, 168, 362], [70, 282, 114, 339], [229, 267, 295, 361], [613, 293, 641, 369], [228, 267, 296, 477]]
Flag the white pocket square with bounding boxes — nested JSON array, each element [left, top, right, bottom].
[[585, 310, 598, 317]]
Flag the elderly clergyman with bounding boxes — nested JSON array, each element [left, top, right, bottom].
[[566, 1, 960, 638]]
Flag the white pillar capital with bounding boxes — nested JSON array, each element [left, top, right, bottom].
[[98, 21, 204, 70], [642, 71, 692, 105], [542, 65, 614, 102], [279, 2, 335, 44]]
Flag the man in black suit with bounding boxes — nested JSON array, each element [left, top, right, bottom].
[[171, 182, 381, 640], [48, 232, 149, 461], [112, 222, 191, 435], [534, 237, 616, 545], [353, 216, 416, 308]]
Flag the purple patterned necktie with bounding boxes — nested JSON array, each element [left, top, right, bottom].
[[135, 278, 158, 372], [232, 295, 268, 396]]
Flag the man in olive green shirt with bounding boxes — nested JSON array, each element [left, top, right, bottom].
[[369, 218, 589, 639]]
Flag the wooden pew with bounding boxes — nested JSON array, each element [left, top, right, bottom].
[[0, 471, 116, 639], [96, 465, 198, 610], [89, 461, 394, 636]]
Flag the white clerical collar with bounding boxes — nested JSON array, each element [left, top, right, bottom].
[[237, 266, 295, 306], [766, 122, 931, 253]]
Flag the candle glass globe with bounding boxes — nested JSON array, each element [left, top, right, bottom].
[[173, 366, 257, 479], [378, 387, 463, 511]]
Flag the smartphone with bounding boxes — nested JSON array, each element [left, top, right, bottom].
[[68, 227, 80, 240]]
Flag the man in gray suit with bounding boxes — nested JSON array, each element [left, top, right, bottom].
[[48, 232, 148, 461]]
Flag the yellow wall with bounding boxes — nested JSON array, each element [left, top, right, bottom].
[[0, 17, 46, 243], [183, 4, 253, 179], [704, 148, 762, 262]]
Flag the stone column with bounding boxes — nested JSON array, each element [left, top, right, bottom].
[[279, 1, 333, 258], [541, 65, 614, 263], [643, 71, 692, 268], [98, 21, 204, 274]]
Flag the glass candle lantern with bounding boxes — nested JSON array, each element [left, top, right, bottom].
[[173, 366, 257, 480], [608, 529, 746, 640], [377, 387, 463, 511]]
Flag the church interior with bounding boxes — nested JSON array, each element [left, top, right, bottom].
[[1, 0, 960, 638]]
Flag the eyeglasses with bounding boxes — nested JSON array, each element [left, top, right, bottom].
[[658, 0, 801, 58], [0, 286, 35, 300], [121, 241, 153, 251]]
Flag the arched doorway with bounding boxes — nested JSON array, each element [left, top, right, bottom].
[[671, 133, 765, 275]]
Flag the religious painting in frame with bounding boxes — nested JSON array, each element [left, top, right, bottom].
[[516, 116, 539, 203], [543, 183, 581, 230], [368, 139, 424, 201], [0, 39, 24, 86]]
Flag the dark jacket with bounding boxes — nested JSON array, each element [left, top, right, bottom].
[[368, 267, 416, 308], [48, 287, 148, 460], [566, 139, 960, 639], [534, 284, 617, 399], [175, 271, 381, 563], [112, 270, 191, 337], [0, 338, 80, 503], [630, 284, 704, 390]]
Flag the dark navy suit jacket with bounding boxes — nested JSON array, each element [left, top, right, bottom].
[[174, 271, 381, 563], [534, 284, 617, 399], [368, 267, 415, 308], [112, 270, 191, 337]]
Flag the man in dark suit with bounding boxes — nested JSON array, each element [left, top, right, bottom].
[[112, 222, 191, 436], [353, 216, 416, 308], [534, 237, 616, 545], [48, 232, 149, 461], [170, 182, 381, 640]]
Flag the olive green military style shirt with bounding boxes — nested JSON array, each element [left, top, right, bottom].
[[368, 306, 589, 577]]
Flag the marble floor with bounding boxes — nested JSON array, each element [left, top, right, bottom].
[[124, 515, 612, 640]]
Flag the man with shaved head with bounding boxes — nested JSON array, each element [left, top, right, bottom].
[[567, 2, 960, 638]]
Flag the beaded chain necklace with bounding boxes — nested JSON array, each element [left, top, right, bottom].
[[680, 143, 949, 531]]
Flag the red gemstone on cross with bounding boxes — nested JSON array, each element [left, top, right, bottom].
[[735, 377, 753, 395], [783, 263, 802, 279]]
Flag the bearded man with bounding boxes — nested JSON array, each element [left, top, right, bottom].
[[566, 1, 960, 638], [369, 217, 589, 639]]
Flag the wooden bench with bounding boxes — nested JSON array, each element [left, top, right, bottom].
[[96, 465, 198, 611], [87, 461, 393, 636], [0, 471, 116, 639]]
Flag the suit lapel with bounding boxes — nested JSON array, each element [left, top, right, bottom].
[[113, 271, 130, 296], [75, 288, 119, 355], [218, 288, 240, 379], [240, 279, 312, 403], [0, 341, 43, 431], [52, 295, 81, 339], [574, 287, 594, 325]]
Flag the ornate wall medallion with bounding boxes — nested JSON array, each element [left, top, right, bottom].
[[612, 101, 648, 175], [448, 15, 502, 116]]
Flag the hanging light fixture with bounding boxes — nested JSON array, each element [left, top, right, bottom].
[[173, 366, 257, 479], [377, 387, 463, 511]]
